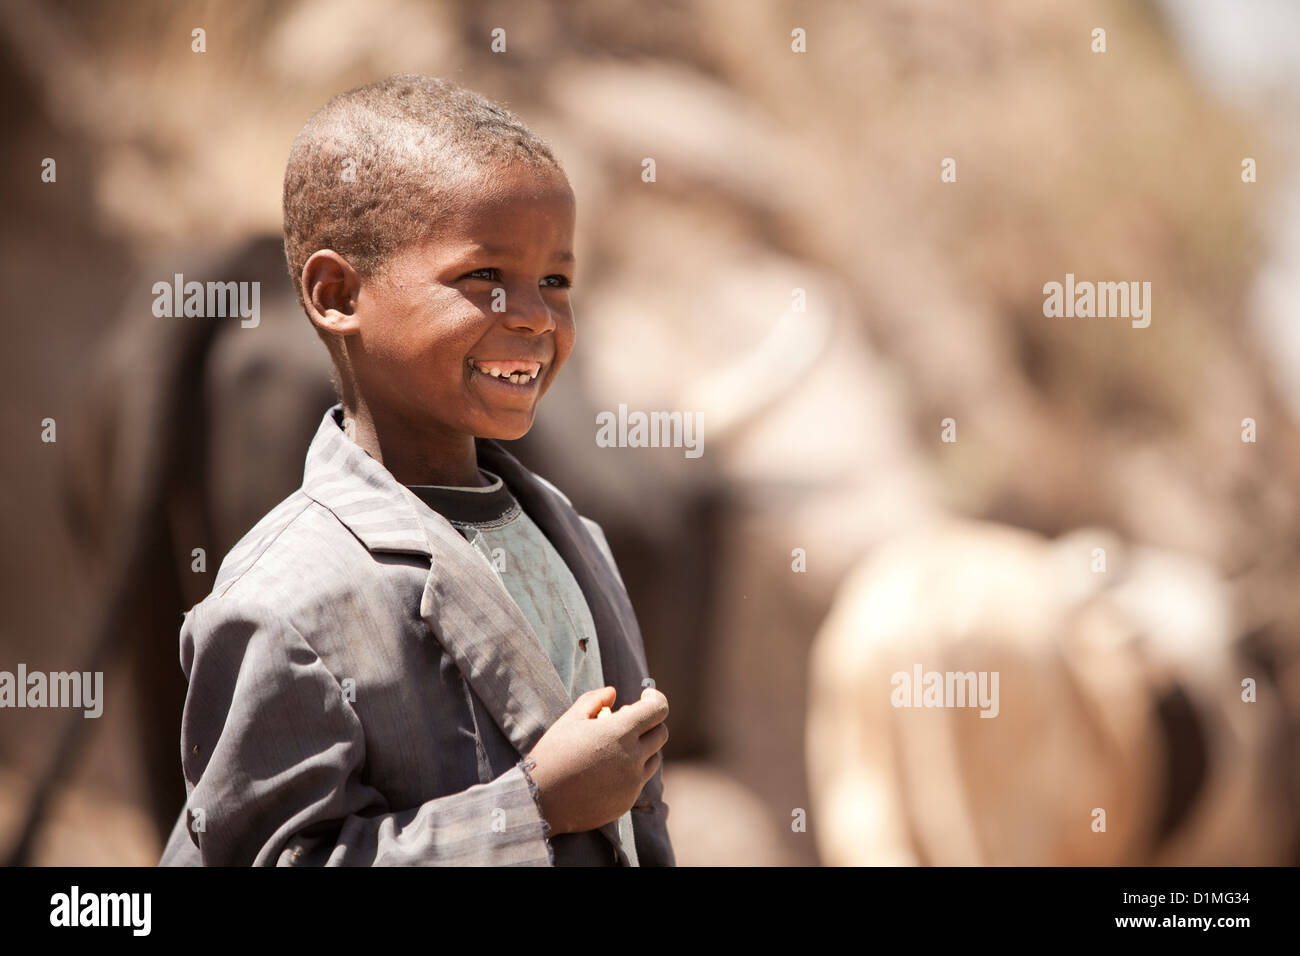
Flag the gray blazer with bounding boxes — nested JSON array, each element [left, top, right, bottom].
[[158, 404, 674, 866]]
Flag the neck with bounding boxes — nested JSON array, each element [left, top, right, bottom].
[[342, 401, 485, 487]]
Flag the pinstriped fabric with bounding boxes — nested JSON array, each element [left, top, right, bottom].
[[159, 403, 675, 867], [301, 409, 429, 555], [167, 593, 553, 867], [211, 495, 314, 596]]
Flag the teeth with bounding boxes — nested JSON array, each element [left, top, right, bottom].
[[470, 359, 539, 382]]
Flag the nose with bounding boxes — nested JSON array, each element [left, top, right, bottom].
[[501, 282, 560, 335]]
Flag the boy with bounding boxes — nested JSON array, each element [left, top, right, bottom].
[[157, 74, 674, 866]]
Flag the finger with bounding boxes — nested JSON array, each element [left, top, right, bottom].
[[640, 749, 662, 784], [624, 689, 669, 732], [637, 722, 668, 761]]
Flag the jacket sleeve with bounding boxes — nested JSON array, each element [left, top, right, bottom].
[[173, 595, 554, 866], [630, 762, 676, 867], [579, 515, 677, 867]]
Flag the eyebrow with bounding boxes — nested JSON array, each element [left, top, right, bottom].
[[473, 243, 575, 264]]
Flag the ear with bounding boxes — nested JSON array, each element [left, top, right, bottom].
[[302, 250, 363, 338]]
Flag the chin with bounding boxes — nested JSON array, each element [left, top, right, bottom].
[[477, 416, 534, 442]]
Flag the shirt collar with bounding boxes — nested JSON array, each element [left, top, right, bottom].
[[406, 469, 520, 526]]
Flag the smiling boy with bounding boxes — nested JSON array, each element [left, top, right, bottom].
[[157, 74, 673, 866], [309, 160, 572, 487]]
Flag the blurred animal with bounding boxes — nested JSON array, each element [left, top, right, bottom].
[[806, 519, 1300, 865]]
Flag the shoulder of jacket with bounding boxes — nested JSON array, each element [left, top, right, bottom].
[[211, 492, 339, 598], [532, 472, 573, 508]]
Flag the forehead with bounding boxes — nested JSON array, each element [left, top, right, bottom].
[[380, 164, 575, 273], [444, 163, 574, 225], [416, 164, 575, 254]]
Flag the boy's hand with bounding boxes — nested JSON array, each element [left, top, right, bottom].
[[525, 685, 669, 837]]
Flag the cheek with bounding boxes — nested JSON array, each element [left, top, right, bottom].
[[373, 303, 478, 368], [542, 322, 577, 386], [557, 314, 578, 355]]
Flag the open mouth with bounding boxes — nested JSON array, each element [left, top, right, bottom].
[[466, 357, 543, 393]]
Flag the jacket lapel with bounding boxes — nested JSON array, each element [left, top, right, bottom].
[[301, 405, 630, 862], [476, 437, 648, 864], [415, 504, 572, 756], [476, 438, 649, 705]]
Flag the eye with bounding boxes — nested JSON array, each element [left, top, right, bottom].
[[459, 268, 571, 288]]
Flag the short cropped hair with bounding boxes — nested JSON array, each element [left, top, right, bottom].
[[282, 73, 564, 369]]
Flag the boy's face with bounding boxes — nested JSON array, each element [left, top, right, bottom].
[[346, 162, 577, 451]]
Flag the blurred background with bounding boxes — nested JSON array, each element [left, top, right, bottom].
[[1, 0, 1298, 866]]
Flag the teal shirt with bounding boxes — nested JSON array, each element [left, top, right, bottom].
[[407, 468, 639, 866]]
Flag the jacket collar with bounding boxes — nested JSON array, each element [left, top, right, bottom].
[[300, 404, 635, 862], [301, 405, 433, 555]]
